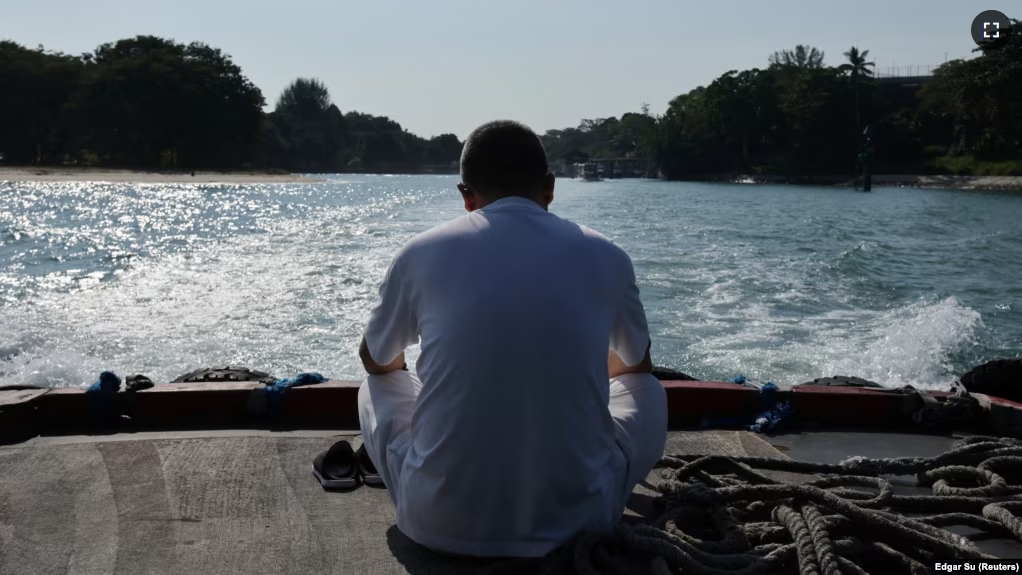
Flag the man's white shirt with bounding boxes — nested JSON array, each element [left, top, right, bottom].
[[363, 196, 651, 557]]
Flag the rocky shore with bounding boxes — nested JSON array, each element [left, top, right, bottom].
[[722, 174, 1022, 192]]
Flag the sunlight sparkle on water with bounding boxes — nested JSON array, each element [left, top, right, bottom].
[[2, 176, 1020, 389]]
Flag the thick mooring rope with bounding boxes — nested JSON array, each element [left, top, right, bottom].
[[490, 435, 1022, 575]]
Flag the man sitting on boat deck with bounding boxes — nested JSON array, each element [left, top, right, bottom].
[[357, 120, 667, 558]]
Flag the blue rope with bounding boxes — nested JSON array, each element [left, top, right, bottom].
[[86, 371, 121, 394], [85, 371, 121, 418], [702, 377, 792, 432], [749, 381, 791, 433], [263, 372, 328, 415], [82, 369, 329, 418]]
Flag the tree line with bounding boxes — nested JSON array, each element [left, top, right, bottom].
[[1, 27, 1019, 177], [1, 37, 265, 169], [0, 36, 463, 172], [544, 24, 1020, 178]]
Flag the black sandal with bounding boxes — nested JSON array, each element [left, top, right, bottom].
[[356, 444, 384, 486], [312, 440, 360, 490]]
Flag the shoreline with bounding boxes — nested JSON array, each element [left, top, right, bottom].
[[0, 167, 323, 184], [3, 167, 1020, 192], [712, 174, 1022, 192]]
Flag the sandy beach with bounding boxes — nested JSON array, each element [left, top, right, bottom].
[[0, 167, 323, 184]]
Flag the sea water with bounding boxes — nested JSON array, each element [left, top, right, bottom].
[[1, 175, 1020, 389]]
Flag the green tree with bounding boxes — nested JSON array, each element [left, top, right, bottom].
[[540, 108, 657, 164], [617, 112, 657, 157], [269, 78, 351, 170], [276, 78, 331, 120], [837, 46, 875, 134], [768, 45, 825, 69], [703, 69, 779, 169], [652, 89, 727, 177], [0, 42, 83, 164], [69, 36, 265, 168], [919, 21, 1022, 161], [426, 134, 462, 166], [652, 58, 855, 177], [778, 67, 851, 172]]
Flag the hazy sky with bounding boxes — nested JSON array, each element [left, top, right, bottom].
[[1, 1, 1012, 139]]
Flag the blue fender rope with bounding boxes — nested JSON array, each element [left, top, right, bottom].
[[749, 381, 792, 433], [85, 371, 122, 418], [83, 369, 330, 418], [262, 372, 328, 415], [701, 375, 792, 432]]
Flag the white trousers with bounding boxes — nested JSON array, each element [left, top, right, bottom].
[[357, 370, 668, 531]]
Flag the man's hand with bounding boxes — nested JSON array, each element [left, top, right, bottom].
[[359, 337, 407, 375], [608, 339, 653, 378]]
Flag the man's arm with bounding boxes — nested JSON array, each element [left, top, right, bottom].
[[360, 248, 417, 376], [608, 339, 653, 378], [359, 337, 407, 375]]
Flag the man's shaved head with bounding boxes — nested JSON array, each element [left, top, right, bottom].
[[460, 120, 550, 198]]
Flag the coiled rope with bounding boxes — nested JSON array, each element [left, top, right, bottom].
[[488, 435, 1022, 574]]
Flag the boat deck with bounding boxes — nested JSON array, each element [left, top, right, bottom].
[[3, 428, 1016, 574]]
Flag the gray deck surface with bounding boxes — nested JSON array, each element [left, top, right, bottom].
[[3, 429, 1007, 574], [770, 430, 1022, 559], [0, 430, 791, 575]]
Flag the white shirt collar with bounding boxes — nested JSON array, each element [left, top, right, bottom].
[[480, 196, 545, 212]]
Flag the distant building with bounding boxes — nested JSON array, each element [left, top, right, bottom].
[[549, 160, 575, 178], [589, 157, 657, 179]]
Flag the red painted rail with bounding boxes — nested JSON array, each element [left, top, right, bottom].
[[2, 380, 1021, 444]]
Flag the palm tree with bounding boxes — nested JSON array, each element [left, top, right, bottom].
[[837, 47, 875, 133]]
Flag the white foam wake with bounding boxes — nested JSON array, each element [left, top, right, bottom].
[[685, 296, 982, 389]]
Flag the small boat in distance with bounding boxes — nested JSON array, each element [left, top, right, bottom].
[[574, 162, 602, 181]]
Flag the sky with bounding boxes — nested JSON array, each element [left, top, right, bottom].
[[1, 0, 1013, 140]]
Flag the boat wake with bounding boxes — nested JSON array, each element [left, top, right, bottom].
[[0, 178, 1011, 391], [686, 296, 982, 390]]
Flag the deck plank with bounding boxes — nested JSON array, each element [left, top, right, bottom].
[[0, 431, 790, 575]]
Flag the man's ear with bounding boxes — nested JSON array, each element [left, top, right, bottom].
[[540, 173, 555, 209], [457, 182, 478, 212]]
